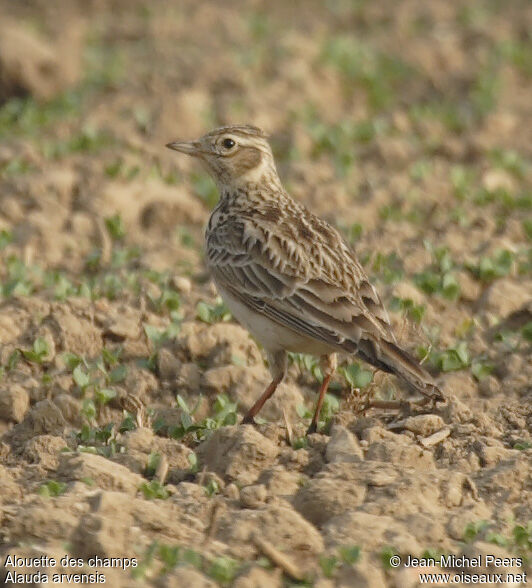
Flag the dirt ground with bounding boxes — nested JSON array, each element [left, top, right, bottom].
[[0, 0, 531, 586]]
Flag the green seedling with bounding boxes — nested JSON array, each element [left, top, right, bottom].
[[380, 546, 400, 569], [38, 480, 67, 498], [207, 556, 240, 585], [414, 244, 460, 300], [139, 480, 169, 500], [319, 554, 340, 578], [467, 248, 515, 282], [422, 341, 470, 372], [339, 362, 373, 389], [21, 337, 49, 364], [105, 214, 126, 241], [196, 300, 231, 324]]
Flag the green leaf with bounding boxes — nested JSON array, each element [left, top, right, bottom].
[[512, 524, 532, 549], [473, 249, 515, 282], [342, 363, 373, 388], [319, 555, 339, 578], [119, 412, 137, 433], [104, 213, 126, 240], [180, 411, 194, 431], [143, 324, 164, 344], [208, 556, 240, 585], [22, 337, 49, 363], [441, 273, 460, 300], [471, 361, 494, 381], [339, 545, 361, 565], [139, 480, 169, 500], [432, 342, 470, 372], [296, 404, 312, 419], [522, 322, 532, 342], [181, 549, 202, 569], [81, 398, 96, 422], [464, 520, 490, 543], [176, 394, 190, 413], [187, 452, 198, 472], [73, 364, 90, 388], [205, 479, 219, 497], [486, 533, 509, 547], [513, 441, 532, 451], [95, 387, 117, 405], [102, 347, 121, 367], [196, 300, 231, 324], [158, 544, 180, 571], [61, 352, 83, 370], [109, 364, 127, 383], [145, 452, 161, 477], [38, 480, 67, 498], [380, 546, 399, 569], [196, 301, 213, 323], [33, 337, 48, 356], [292, 437, 308, 450], [0, 229, 13, 249]]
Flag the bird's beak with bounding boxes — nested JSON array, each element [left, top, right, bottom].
[[165, 140, 201, 156]]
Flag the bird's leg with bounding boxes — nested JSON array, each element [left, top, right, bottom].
[[241, 376, 283, 425], [241, 350, 287, 425], [307, 353, 337, 435]]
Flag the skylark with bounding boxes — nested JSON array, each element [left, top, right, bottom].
[[167, 125, 444, 434]]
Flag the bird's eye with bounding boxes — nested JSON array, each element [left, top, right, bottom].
[[222, 138, 235, 149]]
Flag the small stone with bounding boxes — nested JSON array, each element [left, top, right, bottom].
[[157, 348, 182, 380], [196, 425, 278, 485], [293, 476, 366, 527], [456, 270, 481, 303], [325, 424, 363, 463], [482, 169, 515, 193], [223, 483, 240, 500], [49, 308, 102, 356], [24, 399, 66, 437], [178, 362, 201, 390], [259, 466, 302, 498], [178, 322, 262, 367], [478, 376, 500, 398], [400, 414, 446, 437], [0, 464, 21, 504], [0, 384, 30, 423], [23, 435, 66, 469], [104, 311, 141, 340], [57, 453, 144, 495], [240, 484, 268, 508], [393, 281, 426, 306], [122, 426, 157, 452], [216, 504, 324, 559], [71, 491, 133, 559], [366, 438, 435, 469], [52, 394, 83, 427], [171, 275, 192, 295], [483, 279, 531, 319]]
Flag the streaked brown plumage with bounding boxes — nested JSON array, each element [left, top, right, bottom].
[[167, 124, 444, 434]]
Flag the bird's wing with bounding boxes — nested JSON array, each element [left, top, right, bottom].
[[206, 210, 396, 352]]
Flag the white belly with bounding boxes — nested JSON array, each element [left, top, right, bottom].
[[215, 282, 336, 356]]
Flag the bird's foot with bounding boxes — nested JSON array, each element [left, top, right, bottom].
[[358, 399, 412, 413], [306, 421, 319, 435], [241, 414, 257, 426]]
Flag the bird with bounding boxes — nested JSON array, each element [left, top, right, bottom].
[[166, 124, 444, 434]]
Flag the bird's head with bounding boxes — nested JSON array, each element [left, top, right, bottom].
[[166, 125, 279, 190]]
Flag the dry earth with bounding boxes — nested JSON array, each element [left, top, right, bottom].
[[0, 1, 531, 587]]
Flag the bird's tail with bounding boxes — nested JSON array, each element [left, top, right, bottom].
[[358, 338, 444, 401]]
